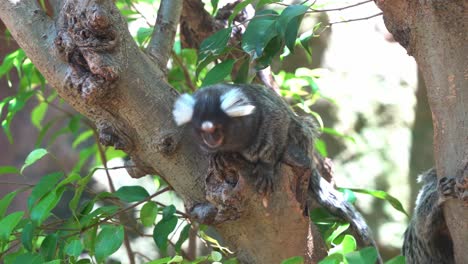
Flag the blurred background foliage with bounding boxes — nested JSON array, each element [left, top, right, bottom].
[[0, 0, 431, 263]]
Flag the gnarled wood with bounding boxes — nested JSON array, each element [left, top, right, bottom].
[[376, 1, 468, 263]]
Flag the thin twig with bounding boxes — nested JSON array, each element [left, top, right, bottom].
[[308, 0, 372, 13], [171, 51, 196, 92], [147, 0, 183, 69], [329, 12, 382, 26]]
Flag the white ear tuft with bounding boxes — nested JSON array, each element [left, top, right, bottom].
[[220, 88, 255, 117], [173, 94, 196, 126]]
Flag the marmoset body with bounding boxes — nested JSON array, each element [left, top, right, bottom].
[[403, 169, 458, 264], [173, 83, 378, 252]]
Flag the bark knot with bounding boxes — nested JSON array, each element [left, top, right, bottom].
[[55, 1, 120, 103]]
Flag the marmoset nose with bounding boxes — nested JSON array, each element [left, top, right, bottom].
[[201, 121, 216, 133]]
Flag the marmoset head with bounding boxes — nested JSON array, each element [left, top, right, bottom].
[[172, 85, 258, 152]]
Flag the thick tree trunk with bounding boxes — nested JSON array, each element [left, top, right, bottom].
[[408, 71, 434, 213], [0, 0, 326, 262], [376, 1, 468, 263]]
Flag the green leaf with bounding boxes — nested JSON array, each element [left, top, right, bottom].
[[44, 260, 61, 264], [153, 207, 178, 253], [0, 190, 19, 217], [0, 211, 24, 242], [211, 0, 219, 14], [347, 188, 408, 216], [140, 201, 158, 227], [284, 16, 302, 52], [72, 130, 94, 149], [201, 59, 235, 87], [326, 223, 350, 246], [334, 235, 356, 254], [198, 27, 232, 63], [211, 251, 223, 261], [28, 172, 63, 210], [162, 205, 176, 218], [277, 5, 308, 38], [136, 27, 153, 46], [175, 224, 191, 254], [115, 186, 150, 202], [385, 255, 406, 264], [35, 117, 59, 147], [314, 139, 328, 157], [228, 0, 254, 25], [168, 256, 183, 263], [12, 253, 44, 264], [68, 115, 81, 134], [65, 239, 83, 257], [31, 102, 48, 129], [234, 57, 251, 84], [321, 127, 356, 143], [30, 187, 65, 225], [21, 221, 35, 251], [0, 166, 20, 175], [256, 0, 280, 9], [95, 225, 124, 262], [146, 257, 172, 264], [281, 256, 304, 264], [255, 36, 282, 70], [318, 253, 342, 264], [242, 10, 278, 58], [83, 225, 98, 255], [21, 148, 48, 173], [40, 234, 58, 260], [345, 247, 378, 264], [340, 189, 356, 204]]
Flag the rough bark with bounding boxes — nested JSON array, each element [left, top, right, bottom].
[[376, 1, 468, 263], [0, 0, 326, 262], [408, 71, 434, 213]]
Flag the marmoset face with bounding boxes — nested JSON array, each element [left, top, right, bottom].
[[172, 85, 258, 152]]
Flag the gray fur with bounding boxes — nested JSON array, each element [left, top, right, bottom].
[[176, 83, 379, 257], [402, 169, 455, 264]]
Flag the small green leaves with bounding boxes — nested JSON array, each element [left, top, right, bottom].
[[347, 188, 408, 216], [345, 247, 378, 264], [65, 239, 84, 257], [175, 224, 191, 254], [31, 102, 48, 129], [136, 27, 153, 46], [30, 186, 65, 225], [228, 0, 254, 25], [115, 186, 150, 202], [95, 225, 124, 262], [21, 221, 35, 251], [242, 10, 278, 58], [0, 191, 19, 217], [201, 59, 235, 87], [0, 211, 24, 242], [199, 27, 232, 63], [211, 251, 223, 262], [385, 255, 406, 264], [28, 172, 63, 210], [40, 234, 58, 260], [0, 165, 20, 175], [21, 148, 48, 173], [153, 205, 178, 253], [140, 201, 158, 227]]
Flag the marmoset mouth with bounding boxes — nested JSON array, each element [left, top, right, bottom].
[[201, 131, 224, 149]]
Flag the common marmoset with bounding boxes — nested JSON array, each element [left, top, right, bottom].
[[173, 83, 378, 253], [402, 168, 463, 264]]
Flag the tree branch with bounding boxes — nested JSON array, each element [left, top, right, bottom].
[[147, 0, 183, 69], [1, 0, 329, 262]]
